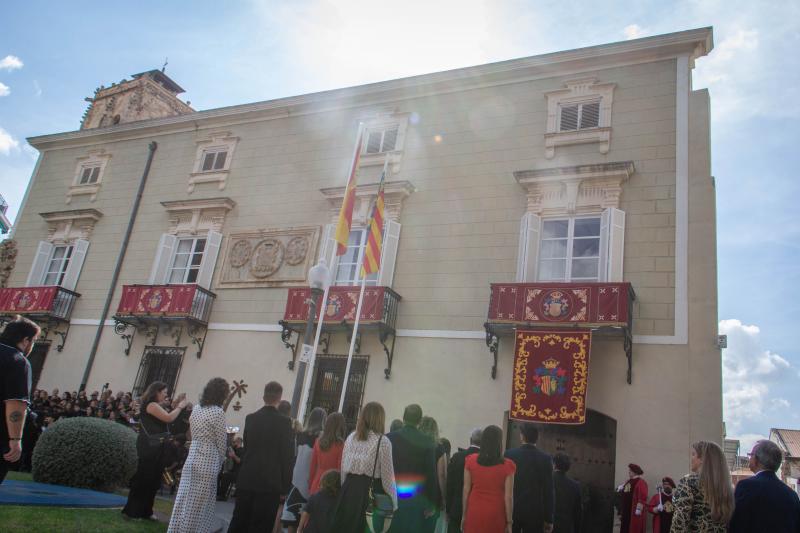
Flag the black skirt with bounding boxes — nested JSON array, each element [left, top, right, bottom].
[[331, 474, 393, 533]]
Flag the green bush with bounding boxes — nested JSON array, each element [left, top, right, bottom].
[[32, 417, 138, 492]]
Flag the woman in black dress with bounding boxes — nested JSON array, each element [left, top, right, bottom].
[[122, 381, 188, 520]]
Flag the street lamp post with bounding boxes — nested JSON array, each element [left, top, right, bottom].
[[290, 259, 330, 420]]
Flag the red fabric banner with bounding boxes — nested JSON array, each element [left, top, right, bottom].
[[0, 287, 58, 314], [117, 285, 198, 316], [488, 282, 632, 327], [284, 286, 387, 324], [511, 329, 592, 425]]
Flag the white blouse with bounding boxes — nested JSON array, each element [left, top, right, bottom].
[[341, 430, 398, 509]]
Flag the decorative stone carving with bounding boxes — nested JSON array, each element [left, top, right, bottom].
[[160, 197, 235, 235], [0, 239, 18, 288], [320, 180, 415, 225], [514, 161, 634, 216], [218, 226, 320, 288], [39, 209, 103, 243]]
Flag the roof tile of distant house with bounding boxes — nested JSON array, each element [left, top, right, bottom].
[[771, 428, 800, 457]]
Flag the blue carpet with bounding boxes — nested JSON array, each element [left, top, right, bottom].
[[0, 480, 127, 508]]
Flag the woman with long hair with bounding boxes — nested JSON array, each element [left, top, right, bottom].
[[671, 440, 734, 532], [168, 378, 229, 532], [282, 407, 328, 533], [331, 402, 397, 532], [419, 416, 448, 532], [122, 381, 188, 520], [309, 412, 347, 495], [461, 425, 515, 533]]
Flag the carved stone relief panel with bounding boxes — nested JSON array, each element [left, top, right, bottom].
[[218, 226, 320, 288]]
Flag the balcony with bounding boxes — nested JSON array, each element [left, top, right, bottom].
[[0, 286, 80, 351], [280, 286, 401, 378], [112, 284, 215, 358], [484, 282, 635, 382]]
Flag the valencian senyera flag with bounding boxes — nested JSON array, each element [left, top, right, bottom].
[[510, 329, 592, 425], [334, 127, 365, 256], [361, 168, 386, 277]]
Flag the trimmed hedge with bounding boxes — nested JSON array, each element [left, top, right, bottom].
[[32, 417, 138, 492]]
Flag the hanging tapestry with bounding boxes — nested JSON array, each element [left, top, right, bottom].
[[511, 329, 591, 425]]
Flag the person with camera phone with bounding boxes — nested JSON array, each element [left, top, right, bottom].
[[122, 381, 188, 520]]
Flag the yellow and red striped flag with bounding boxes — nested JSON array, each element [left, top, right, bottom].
[[361, 166, 386, 277], [334, 127, 365, 256]]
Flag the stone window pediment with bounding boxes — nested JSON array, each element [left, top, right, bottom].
[[189, 131, 239, 193], [319, 180, 415, 225], [39, 208, 103, 243], [67, 149, 111, 204], [514, 161, 634, 216], [544, 77, 616, 159], [160, 197, 236, 235]]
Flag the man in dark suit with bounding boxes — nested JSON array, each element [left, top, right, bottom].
[[228, 381, 294, 533], [552, 453, 582, 533], [729, 439, 800, 533], [446, 427, 482, 531], [387, 404, 438, 533], [504, 423, 555, 533]]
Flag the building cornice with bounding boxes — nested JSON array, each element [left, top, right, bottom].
[[27, 27, 712, 151]]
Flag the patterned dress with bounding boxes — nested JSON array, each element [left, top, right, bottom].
[[670, 473, 727, 533], [168, 405, 227, 533]]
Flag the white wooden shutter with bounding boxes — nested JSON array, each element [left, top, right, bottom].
[[318, 223, 339, 275], [60, 239, 89, 291], [148, 234, 177, 284], [515, 213, 541, 282], [26, 241, 53, 286], [377, 220, 401, 287], [607, 208, 626, 282], [196, 231, 222, 289]]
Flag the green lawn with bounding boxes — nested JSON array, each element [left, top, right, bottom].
[[1, 471, 173, 532]]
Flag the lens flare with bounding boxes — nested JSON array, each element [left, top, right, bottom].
[[395, 473, 425, 499]]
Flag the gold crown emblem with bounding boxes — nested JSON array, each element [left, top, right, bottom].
[[549, 290, 564, 299], [542, 358, 560, 369]]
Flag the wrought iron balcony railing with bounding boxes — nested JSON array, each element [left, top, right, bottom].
[[0, 286, 80, 351], [112, 284, 216, 358], [280, 285, 401, 378], [485, 282, 635, 382]]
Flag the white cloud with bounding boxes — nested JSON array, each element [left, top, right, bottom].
[[0, 127, 20, 155], [0, 55, 23, 71], [0, 82, 8, 97], [623, 24, 648, 40], [721, 319, 797, 439]]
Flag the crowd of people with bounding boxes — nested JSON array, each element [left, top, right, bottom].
[[2, 316, 800, 533]]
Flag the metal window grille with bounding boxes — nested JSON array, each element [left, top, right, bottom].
[[306, 354, 369, 430], [132, 346, 186, 397]]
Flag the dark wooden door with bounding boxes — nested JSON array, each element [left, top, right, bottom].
[[306, 354, 369, 430], [507, 409, 617, 533], [28, 341, 51, 391]]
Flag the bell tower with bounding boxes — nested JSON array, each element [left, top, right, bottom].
[[80, 69, 194, 129]]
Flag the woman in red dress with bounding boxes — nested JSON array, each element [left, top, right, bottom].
[[461, 425, 516, 533], [308, 412, 347, 494]]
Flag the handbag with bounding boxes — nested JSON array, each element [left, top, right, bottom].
[[366, 435, 394, 533], [139, 419, 172, 455]]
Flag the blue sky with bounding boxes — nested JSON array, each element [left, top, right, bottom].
[[1, 0, 798, 449]]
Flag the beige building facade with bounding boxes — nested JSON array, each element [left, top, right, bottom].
[[5, 28, 719, 529]]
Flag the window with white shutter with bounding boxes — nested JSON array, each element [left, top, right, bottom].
[[333, 229, 379, 286], [516, 213, 541, 282], [195, 231, 222, 289], [599, 208, 626, 282], [189, 132, 239, 193], [168, 237, 207, 284], [60, 239, 89, 291], [364, 125, 399, 155], [42, 245, 74, 286], [149, 234, 178, 284], [27, 241, 54, 287], [68, 150, 111, 203], [200, 149, 228, 172], [318, 223, 339, 274], [79, 165, 102, 184], [538, 216, 602, 282], [559, 101, 601, 132]]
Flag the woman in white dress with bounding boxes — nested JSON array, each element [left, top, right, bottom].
[[168, 378, 229, 533]]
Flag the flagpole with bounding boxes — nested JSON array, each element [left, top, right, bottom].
[[337, 156, 389, 413], [339, 272, 367, 412], [296, 122, 365, 422]]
